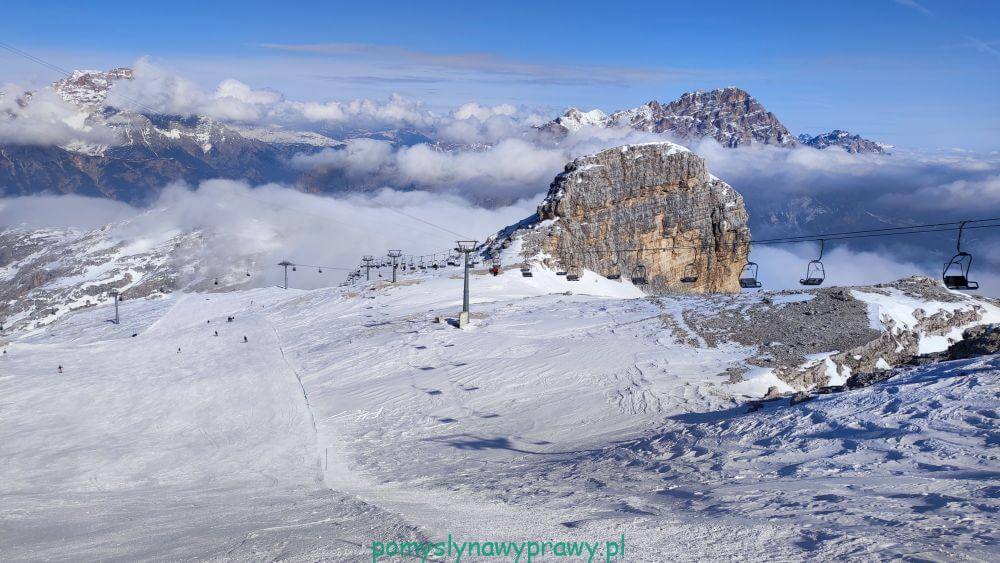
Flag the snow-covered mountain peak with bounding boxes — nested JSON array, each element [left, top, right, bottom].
[[53, 67, 134, 111], [551, 107, 609, 131], [540, 86, 798, 148], [797, 129, 891, 154]]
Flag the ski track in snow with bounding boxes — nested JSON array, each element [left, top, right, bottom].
[[0, 268, 997, 561]]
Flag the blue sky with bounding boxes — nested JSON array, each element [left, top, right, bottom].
[[2, 0, 998, 150]]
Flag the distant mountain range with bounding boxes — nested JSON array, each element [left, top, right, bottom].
[[0, 69, 890, 205], [797, 130, 891, 154], [539, 87, 886, 153]]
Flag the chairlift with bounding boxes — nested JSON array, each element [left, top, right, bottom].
[[566, 274, 580, 281], [292, 265, 297, 272], [739, 262, 762, 288], [520, 264, 533, 278], [799, 239, 826, 286], [318, 267, 323, 274], [680, 262, 699, 284], [943, 221, 980, 290], [607, 273, 621, 280], [556, 271, 568, 276], [739, 242, 762, 289], [631, 264, 648, 285]]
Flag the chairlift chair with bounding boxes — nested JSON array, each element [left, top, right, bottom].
[[680, 262, 699, 284], [739, 262, 762, 289], [738, 242, 762, 288], [943, 222, 979, 290], [631, 264, 648, 285], [520, 264, 533, 278], [566, 274, 580, 281], [799, 239, 826, 286], [556, 271, 567, 276], [607, 273, 621, 280]]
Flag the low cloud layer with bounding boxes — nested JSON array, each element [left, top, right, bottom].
[[0, 86, 118, 147], [0, 180, 536, 290], [105, 59, 545, 142]]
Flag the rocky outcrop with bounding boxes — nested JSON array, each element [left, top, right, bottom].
[[488, 142, 751, 293], [684, 276, 1000, 390]]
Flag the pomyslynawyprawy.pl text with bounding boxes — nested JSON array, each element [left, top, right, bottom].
[[371, 534, 626, 562]]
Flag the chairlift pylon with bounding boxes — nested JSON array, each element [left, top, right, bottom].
[[799, 239, 826, 286], [943, 221, 979, 290]]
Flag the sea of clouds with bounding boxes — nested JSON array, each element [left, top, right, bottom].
[[2, 59, 998, 293]]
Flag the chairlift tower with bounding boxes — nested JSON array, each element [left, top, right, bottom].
[[455, 240, 478, 327], [387, 250, 403, 283], [278, 260, 294, 289], [362, 255, 374, 281], [110, 289, 121, 324]]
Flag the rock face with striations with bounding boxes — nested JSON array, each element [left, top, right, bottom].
[[489, 142, 751, 293]]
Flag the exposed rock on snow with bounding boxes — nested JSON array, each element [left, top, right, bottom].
[[688, 276, 1000, 389], [487, 142, 751, 293]]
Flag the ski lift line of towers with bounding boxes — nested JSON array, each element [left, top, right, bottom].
[[269, 218, 995, 301], [2, 219, 997, 333], [267, 218, 999, 294], [68, 217, 999, 329]]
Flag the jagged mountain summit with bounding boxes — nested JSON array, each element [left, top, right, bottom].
[[541, 87, 890, 154], [541, 87, 798, 147], [52, 67, 135, 111], [797, 130, 891, 154], [487, 141, 751, 293]]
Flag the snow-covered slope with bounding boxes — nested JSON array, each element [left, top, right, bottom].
[[0, 224, 255, 333], [2, 263, 998, 560]]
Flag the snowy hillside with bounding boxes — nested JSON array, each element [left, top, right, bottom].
[[2, 261, 998, 560]]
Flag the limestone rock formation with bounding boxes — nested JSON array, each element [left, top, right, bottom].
[[488, 142, 751, 293]]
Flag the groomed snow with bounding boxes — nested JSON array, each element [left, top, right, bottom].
[[1, 267, 997, 560]]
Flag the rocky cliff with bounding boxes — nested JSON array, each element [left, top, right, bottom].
[[487, 142, 751, 293]]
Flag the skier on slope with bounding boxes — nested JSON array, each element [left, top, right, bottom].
[[243, 336, 248, 343], [57, 365, 63, 374], [214, 330, 219, 337]]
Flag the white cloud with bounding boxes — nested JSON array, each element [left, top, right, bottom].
[[0, 86, 119, 146], [1, 180, 537, 290]]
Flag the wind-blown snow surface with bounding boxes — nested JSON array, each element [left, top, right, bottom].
[[1, 266, 997, 561]]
